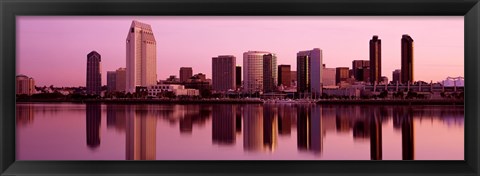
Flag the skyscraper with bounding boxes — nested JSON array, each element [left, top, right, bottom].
[[236, 66, 242, 89], [16, 75, 35, 95], [107, 71, 117, 92], [297, 48, 323, 96], [393, 69, 401, 84], [179, 67, 193, 83], [86, 51, 102, 95], [126, 20, 157, 93], [370, 35, 381, 84], [243, 51, 272, 93], [278, 65, 291, 87], [336, 67, 350, 85], [401, 34, 414, 84], [263, 54, 277, 93], [212, 55, 236, 92]]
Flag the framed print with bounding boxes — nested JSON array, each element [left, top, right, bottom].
[[1, 0, 479, 175]]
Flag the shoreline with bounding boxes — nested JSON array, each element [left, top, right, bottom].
[[16, 99, 464, 105]]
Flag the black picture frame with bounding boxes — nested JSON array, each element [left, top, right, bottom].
[[1, 0, 478, 175]]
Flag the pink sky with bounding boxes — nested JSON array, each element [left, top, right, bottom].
[[17, 16, 464, 87]]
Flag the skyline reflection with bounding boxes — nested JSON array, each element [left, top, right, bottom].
[[16, 103, 463, 160], [86, 103, 101, 149]]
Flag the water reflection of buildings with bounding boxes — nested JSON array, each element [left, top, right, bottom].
[[401, 107, 414, 160], [332, 105, 415, 160], [369, 109, 382, 160], [126, 105, 157, 160], [86, 103, 101, 149], [243, 104, 264, 152], [179, 105, 211, 134], [263, 104, 278, 151], [16, 104, 34, 126], [106, 104, 126, 132], [278, 104, 294, 135], [297, 105, 323, 155], [212, 104, 236, 145]]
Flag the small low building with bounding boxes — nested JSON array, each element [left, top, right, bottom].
[[323, 87, 361, 98], [147, 84, 199, 97]]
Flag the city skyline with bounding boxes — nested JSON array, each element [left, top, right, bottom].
[[17, 16, 463, 87]]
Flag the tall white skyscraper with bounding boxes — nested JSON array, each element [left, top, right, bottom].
[[126, 20, 157, 93], [243, 51, 273, 93]]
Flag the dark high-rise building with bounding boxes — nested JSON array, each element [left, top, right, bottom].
[[179, 67, 193, 83], [297, 56, 311, 94], [212, 55, 236, 91], [107, 71, 117, 92], [393, 69, 401, 84], [352, 60, 370, 81], [370, 35, 381, 84], [335, 67, 350, 85], [297, 49, 323, 95], [278, 65, 291, 87], [236, 66, 242, 89], [263, 54, 277, 93], [86, 51, 102, 95], [401, 34, 414, 84]]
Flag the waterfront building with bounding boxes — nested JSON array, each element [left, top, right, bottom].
[[16, 75, 35, 95], [381, 76, 389, 84], [370, 35, 382, 84], [296, 48, 323, 96], [335, 67, 350, 85], [126, 20, 157, 93], [116, 68, 127, 92], [179, 67, 193, 83], [263, 54, 277, 93], [243, 51, 272, 93], [212, 55, 236, 92], [185, 73, 211, 91], [107, 71, 116, 92], [86, 51, 102, 95], [352, 60, 370, 81], [322, 64, 336, 87], [401, 34, 414, 84], [278, 65, 291, 87], [236, 66, 242, 89], [291, 71, 297, 87], [392, 69, 401, 84], [147, 84, 199, 97]]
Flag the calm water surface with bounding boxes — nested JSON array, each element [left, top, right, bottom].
[[16, 103, 464, 160]]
